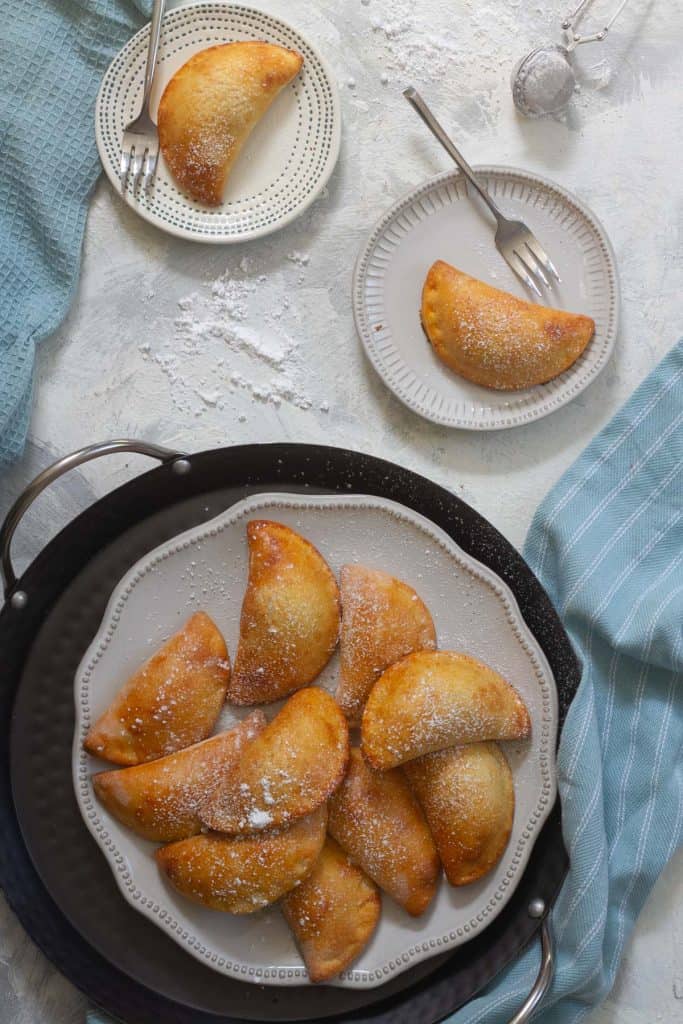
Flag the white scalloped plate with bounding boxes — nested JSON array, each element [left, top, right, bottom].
[[95, 3, 341, 242], [73, 493, 557, 988], [354, 167, 619, 429]]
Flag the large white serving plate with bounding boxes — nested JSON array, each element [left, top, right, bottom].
[[354, 167, 619, 429], [73, 493, 557, 988]]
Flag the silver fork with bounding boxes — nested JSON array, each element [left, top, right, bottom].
[[120, 0, 166, 193], [404, 87, 560, 298]]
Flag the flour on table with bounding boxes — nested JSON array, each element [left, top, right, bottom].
[[368, 5, 460, 82], [138, 253, 330, 417], [362, 0, 536, 87]]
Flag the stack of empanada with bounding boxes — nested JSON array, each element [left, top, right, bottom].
[[86, 520, 533, 982], [361, 648, 529, 887]]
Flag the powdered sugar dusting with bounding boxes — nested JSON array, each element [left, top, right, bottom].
[[248, 807, 273, 828]]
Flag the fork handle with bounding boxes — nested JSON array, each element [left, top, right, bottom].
[[404, 87, 503, 222], [142, 0, 166, 113]]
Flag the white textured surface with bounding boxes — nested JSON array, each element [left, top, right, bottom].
[[2, 0, 682, 1020]]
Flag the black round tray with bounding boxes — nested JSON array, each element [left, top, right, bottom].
[[0, 443, 580, 1024]]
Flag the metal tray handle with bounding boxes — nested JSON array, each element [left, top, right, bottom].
[[507, 900, 555, 1024], [1, 439, 188, 600]]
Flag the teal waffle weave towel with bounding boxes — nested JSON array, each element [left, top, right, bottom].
[[0, 0, 150, 470], [86, 343, 683, 1022]]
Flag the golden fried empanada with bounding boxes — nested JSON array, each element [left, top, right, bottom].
[[421, 261, 595, 390], [92, 711, 266, 842], [362, 650, 530, 770], [200, 687, 348, 834], [405, 743, 514, 885], [84, 611, 230, 765], [281, 838, 380, 982], [336, 564, 436, 724], [156, 805, 326, 914], [158, 42, 303, 206], [228, 521, 340, 704], [328, 748, 439, 916]]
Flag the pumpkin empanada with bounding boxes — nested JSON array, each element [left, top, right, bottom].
[[228, 521, 340, 704], [200, 687, 348, 834], [281, 837, 380, 982], [405, 743, 514, 885], [156, 805, 327, 914], [92, 711, 266, 842], [158, 42, 303, 206], [361, 650, 530, 770], [327, 748, 439, 916], [421, 261, 595, 390], [336, 564, 436, 724], [84, 611, 230, 765]]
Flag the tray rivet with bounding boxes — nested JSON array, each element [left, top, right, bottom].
[[528, 898, 546, 918], [172, 458, 192, 476], [11, 590, 28, 609]]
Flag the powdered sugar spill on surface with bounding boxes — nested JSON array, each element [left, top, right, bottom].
[[360, 0, 548, 106], [138, 253, 331, 418]]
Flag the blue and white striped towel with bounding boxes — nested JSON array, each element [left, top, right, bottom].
[[87, 346, 683, 1023], [447, 339, 683, 1023]]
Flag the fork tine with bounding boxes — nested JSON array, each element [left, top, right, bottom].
[[120, 148, 131, 193], [130, 147, 145, 191], [525, 237, 561, 284], [141, 150, 158, 191], [523, 242, 550, 287], [506, 251, 543, 299], [513, 245, 548, 295]]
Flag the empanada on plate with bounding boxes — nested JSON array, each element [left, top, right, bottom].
[[84, 611, 230, 765], [336, 564, 436, 724], [228, 520, 340, 704], [405, 742, 514, 886], [362, 650, 530, 770], [92, 711, 266, 842], [328, 748, 439, 916], [421, 261, 595, 391], [200, 687, 349, 834], [158, 42, 303, 206], [156, 805, 327, 914], [281, 837, 380, 982]]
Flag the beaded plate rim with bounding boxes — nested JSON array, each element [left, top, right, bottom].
[[72, 492, 557, 988], [353, 166, 620, 429], [94, 2, 342, 243]]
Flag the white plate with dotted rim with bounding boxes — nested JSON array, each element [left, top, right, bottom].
[[95, 2, 341, 243], [353, 167, 619, 429], [73, 492, 557, 988]]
